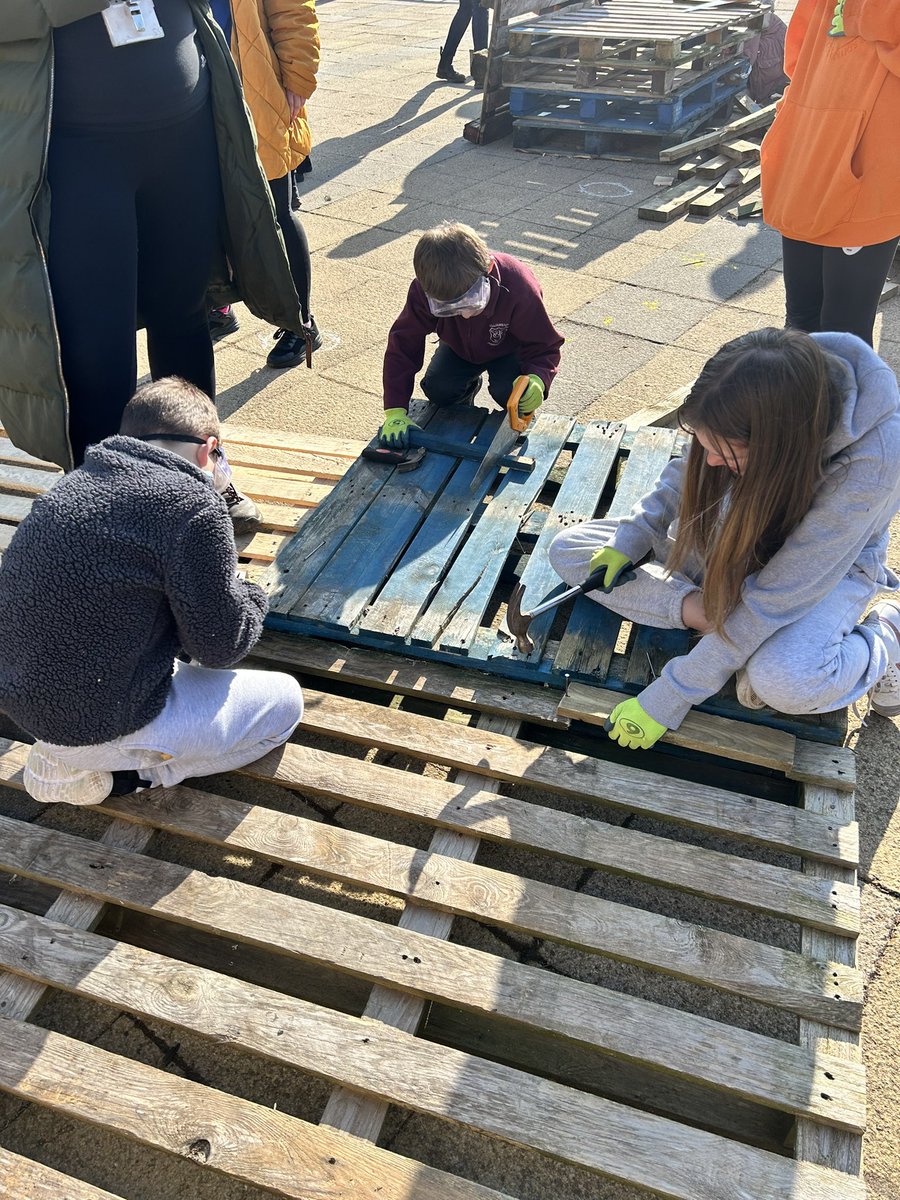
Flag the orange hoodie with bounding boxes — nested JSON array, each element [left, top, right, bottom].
[[761, 0, 900, 247]]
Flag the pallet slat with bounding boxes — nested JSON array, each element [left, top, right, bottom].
[[0, 1147, 125, 1200], [0, 1016, 512, 1200]]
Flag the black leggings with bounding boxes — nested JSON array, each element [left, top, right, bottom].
[[268, 172, 312, 322], [443, 0, 489, 59], [47, 104, 220, 465], [782, 235, 900, 347]]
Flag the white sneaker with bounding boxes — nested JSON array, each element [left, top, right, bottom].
[[869, 600, 900, 719], [22, 743, 113, 806], [735, 668, 766, 710]]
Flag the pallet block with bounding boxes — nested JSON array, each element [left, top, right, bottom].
[[0, 638, 865, 1199]]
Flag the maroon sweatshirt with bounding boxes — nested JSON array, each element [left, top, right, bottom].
[[382, 252, 564, 411]]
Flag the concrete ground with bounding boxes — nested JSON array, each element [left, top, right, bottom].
[[1, 1, 899, 1197]]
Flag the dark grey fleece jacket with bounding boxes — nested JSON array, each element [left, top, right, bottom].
[[0, 436, 268, 745]]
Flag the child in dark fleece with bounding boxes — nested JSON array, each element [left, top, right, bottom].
[[378, 222, 564, 449], [0, 377, 303, 806]]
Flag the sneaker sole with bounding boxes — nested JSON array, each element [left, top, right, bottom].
[[871, 699, 900, 719]]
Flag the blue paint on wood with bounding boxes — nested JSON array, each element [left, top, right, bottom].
[[488, 421, 626, 665]]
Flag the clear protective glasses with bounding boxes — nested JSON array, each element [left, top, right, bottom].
[[426, 274, 491, 318], [140, 432, 234, 493]]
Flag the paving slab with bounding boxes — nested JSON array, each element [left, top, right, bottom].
[[569, 283, 715, 344]]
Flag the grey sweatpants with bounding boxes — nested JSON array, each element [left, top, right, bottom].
[[549, 518, 889, 715], [42, 660, 304, 787]]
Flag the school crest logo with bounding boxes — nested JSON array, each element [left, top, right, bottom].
[[488, 323, 508, 346]]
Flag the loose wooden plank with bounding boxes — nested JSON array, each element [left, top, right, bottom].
[[248, 630, 569, 727], [412, 414, 574, 653], [658, 99, 778, 161], [295, 688, 860, 867], [795, 785, 864, 1180], [292, 407, 486, 629], [560, 680, 796, 772], [639, 176, 718, 222], [359, 414, 509, 640], [0, 808, 865, 1123], [0, 1147, 125, 1200], [622, 383, 692, 433], [0, 1016, 513, 1200], [688, 164, 762, 216], [0, 906, 868, 1189], [0, 816, 154, 1021], [488, 421, 624, 664], [0, 732, 858, 935], [321, 711, 520, 1142], [554, 426, 680, 681]]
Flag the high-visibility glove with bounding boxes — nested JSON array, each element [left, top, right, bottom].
[[604, 698, 668, 751], [515, 374, 545, 417], [588, 546, 636, 593], [379, 408, 419, 450]]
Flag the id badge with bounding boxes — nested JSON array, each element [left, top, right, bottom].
[[102, 0, 165, 46]]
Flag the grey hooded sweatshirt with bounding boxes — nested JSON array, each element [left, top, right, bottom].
[[606, 332, 900, 730]]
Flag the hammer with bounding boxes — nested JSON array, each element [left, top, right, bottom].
[[506, 557, 646, 655]]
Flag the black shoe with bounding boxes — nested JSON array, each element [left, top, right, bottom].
[[209, 305, 239, 342], [110, 770, 151, 796], [221, 483, 261, 533], [437, 50, 466, 83], [266, 317, 323, 369]]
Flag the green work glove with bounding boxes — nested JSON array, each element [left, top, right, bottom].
[[379, 408, 419, 450], [827, 0, 845, 36], [604, 698, 668, 751], [588, 545, 635, 592], [516, 374, 545, 417]]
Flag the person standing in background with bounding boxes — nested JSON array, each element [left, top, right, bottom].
[[437, 0, 488, 84], [208, 0, 321, 369], [0, 0, 303, 528], [760, 0, 900, 346]]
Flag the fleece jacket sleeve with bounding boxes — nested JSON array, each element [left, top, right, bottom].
[[166, 500, 269, 668], [607, 454, 688, 566], [4, 0, 105, 41], [382, 282, 438, 411], [844, 0, 900, 76], [638, 425, 900, 729]]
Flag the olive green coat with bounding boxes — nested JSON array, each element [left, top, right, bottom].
[[0, 0, 301, 470]]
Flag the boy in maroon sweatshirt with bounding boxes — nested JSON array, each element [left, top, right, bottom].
[[378, 223, 564, 448]]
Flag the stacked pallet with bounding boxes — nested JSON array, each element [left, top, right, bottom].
[[497, 0, 772, 158]]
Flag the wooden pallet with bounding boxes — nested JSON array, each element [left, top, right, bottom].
[[0, 423, 363, 581], [510, 56, 748, 132], [264, 407, 845, 744], [0, 635, 866, 1198]]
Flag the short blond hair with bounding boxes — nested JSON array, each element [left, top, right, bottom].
[[413, 222, 492, 301], [119, 377, 220, 442]]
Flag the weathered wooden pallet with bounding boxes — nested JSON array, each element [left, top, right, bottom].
[[0, 634, 866, 1198], [263, 408, 845, 744], [0, 423, 363, 581], [510, 55, 748, 132]]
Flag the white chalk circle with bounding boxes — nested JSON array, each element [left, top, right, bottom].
[[578, 180, 633, 200]]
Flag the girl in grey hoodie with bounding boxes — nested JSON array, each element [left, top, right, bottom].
[[549, 328, 900, 749]]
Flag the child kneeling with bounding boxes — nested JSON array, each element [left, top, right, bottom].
[[0, 378, 303, 804], [378, 222, 564, 449], [549, 328, 900, 749]]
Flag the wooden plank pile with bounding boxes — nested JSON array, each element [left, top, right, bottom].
[[467, 0, 772, 159], [0, 423, 364, 581], [0, 628, 867, 1198]]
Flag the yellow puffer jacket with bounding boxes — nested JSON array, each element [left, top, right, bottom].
[[230, 0, 319, 182]]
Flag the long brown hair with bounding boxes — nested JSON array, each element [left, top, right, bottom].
[[667, 328, 844, 634]]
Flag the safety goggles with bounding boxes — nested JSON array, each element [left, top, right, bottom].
[[426, 274, 491, 318], [140, 434, 233, 491]]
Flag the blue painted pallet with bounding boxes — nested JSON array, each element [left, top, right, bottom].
[[263, 413, 845, 745], [509, 57, 749, 133]]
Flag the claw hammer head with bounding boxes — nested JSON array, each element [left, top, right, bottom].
[[505, 581, 535, 655]]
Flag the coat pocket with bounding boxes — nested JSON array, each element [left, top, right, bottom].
[[762, 100, 866, 240]]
